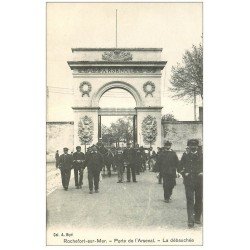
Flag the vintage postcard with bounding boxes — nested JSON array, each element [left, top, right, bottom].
[[46, 2, 203, 246]]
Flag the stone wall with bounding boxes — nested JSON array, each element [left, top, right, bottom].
[[46, 122, 74, 161], [162, 121, 203, 154], [47, 120, 203, 160]]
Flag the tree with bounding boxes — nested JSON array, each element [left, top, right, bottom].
[[101, 124, 115, 146], [170, 43, 203, 101], [161, 114, 177, 122], [101, 117, 133, 146]]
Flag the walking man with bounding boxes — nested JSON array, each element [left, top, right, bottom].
[[114, 147, 125, 183], [158, 141, 179, 203], [179, 139, 203, 228], [97, 141, 109, 175], [155, 147, 163, 183], [55, 150, 59, 169], [58, 147, 73, 191], [123, 143, 137, 182], [73, 146, 85, 189], [135, 144, 142, 174], [84, 145, 104, 194], [105, 148, 114, 177]]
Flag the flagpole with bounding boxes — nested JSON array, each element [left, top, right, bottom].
[[116, 9, 118, 48]]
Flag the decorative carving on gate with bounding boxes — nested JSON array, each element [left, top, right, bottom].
[[79, 81, 92, 97], [143, 81, 155, 97], [141, 115, 157, 144], [102, 50, 133, 61], [78, 116, 94, 144]]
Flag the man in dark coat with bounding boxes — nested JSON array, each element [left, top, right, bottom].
[[140, 146, 147, 172], [58, 147, 73, 191], [114, 147, 125, 183], [73, 146, 85, 189], [158, 141, 179, 203], [84, 145, 104, 194], [55, 150, 59, 169], [97, 141, 110, 176], [155, 147, 163, 183], [134, 144, 142, 175], [104, 148, 114, 177], [179, 139, 203, 228], [123, 143, 137, 182]]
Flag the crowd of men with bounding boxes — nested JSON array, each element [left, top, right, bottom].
[[55, 139, 203, 228]]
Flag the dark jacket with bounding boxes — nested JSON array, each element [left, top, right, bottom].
[[84, 151, 104, 172], [114, 151, 124, 167], [59, 154, 73, 170], [179, 151, 203, 177], [134, 148, 142, 164], [98, 145, 108, 156], [158, 150, 179, 176], [154, 151, 161, 172], [104, 150, 114, 165], [72, 152, 85, 169], [123, 148, 136, 164]]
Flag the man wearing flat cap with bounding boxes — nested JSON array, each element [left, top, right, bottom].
[[158, 141, 179, 203], [73, 146, 85, 189], [84, 145, 104, 194], [179, 139, 203, 228], [58, 147, 73, 191]]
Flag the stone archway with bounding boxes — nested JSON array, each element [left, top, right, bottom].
[[92, 81, 143, 107], [68, 48, 167, 149]]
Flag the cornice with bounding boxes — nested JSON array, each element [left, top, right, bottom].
[[68, 61, 167, 65], [72, 48, 163, 52], [72, 107, 100, 111], [135, 107, 163, 110], [162, 121, 203, 125], [46, 121, 74, 125], [68, 61, 167, 68], [68, 61, 167, 71]]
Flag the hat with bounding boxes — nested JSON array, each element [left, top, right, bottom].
[[76, 146, 81, 150], [63, 147, 69, 151], [187, 139, 199, 146], [164, 141, 172, 146]]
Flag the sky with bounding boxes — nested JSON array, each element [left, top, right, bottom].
[[47, 2, 202, 122]]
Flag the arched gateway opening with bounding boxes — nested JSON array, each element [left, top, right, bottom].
[[98, 87, 137, 147], [68, 48, 167, 149], [92, 81, 142, 107]]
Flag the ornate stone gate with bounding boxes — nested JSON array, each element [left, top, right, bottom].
[[68, 48, 167, 149]]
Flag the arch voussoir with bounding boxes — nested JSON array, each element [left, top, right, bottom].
[[92, 81, 143, 107]]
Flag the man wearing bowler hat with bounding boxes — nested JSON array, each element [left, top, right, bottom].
[[73, 146, 85, 189], [158, 141, 179, 203], [58, 147, 73, 191], [179, 139, 203, 228]]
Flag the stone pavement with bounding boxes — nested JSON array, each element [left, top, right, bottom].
[[47, 169, 202, 231]]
